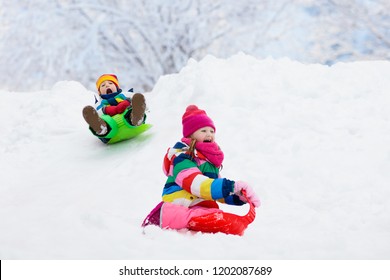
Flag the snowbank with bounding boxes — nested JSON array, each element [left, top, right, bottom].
[[1, 53, 390, 259]]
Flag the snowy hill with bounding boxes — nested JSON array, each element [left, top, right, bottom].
[[1, 53, 390, 259]]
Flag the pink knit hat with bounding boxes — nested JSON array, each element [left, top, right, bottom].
[[182, 105, 216, 137]]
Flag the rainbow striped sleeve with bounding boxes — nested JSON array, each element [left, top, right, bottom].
[[173, 154, 233, 200]]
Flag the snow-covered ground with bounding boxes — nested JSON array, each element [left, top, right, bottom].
[[1, 53, 390, 260]]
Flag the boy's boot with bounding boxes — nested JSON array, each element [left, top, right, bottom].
[[130, 93, 146, 126], [82, 106, 108, 135]]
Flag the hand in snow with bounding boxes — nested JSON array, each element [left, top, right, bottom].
[[234, 181, 261, 207]]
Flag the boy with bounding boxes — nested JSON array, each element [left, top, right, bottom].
[[82, 74, 146, 140]]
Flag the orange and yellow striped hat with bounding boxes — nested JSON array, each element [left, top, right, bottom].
[[96, 74, 120, 91]]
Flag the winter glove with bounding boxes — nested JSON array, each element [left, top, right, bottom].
[[116, 100, 131, 113], [103, 100, 131, 116], [104, 105, 119, 116], [234, 181, 261, 207]]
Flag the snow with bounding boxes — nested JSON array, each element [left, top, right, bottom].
[[1, 53, 390, 260]]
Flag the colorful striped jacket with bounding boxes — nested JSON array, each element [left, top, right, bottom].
[[94, 89, 131, 115], [162, 141, 245, 208]]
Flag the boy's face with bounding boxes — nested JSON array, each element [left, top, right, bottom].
[[99, 80, 117, 95], [191, 126, 215, 143]]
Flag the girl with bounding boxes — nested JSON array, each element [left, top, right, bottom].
[[143, 105, 260, 235]]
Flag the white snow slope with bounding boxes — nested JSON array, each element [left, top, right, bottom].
[[1, 53, 390, 260]]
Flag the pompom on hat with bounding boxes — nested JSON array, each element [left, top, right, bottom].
[[96, 74, 120, 92], [182, 105, 216, 137]]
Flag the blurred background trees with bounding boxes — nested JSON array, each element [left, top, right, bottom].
[[0, 0, 389, 91]]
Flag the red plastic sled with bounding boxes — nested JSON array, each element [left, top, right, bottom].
[[188, 191, 256, 236], [142, 191, 256, 236]]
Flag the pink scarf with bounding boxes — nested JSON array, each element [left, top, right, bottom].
[[181, 137, 224, 168]]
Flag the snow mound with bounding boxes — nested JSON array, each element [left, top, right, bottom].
[[1, 54, 390, 259]]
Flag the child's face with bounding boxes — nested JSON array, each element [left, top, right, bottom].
[[191, 126, 215, 143], [99, 80, 117, 95]]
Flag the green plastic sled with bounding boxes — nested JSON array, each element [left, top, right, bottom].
[[97, 110, 151, 144]]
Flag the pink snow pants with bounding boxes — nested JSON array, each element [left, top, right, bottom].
[[160, 202, 222, 230]]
